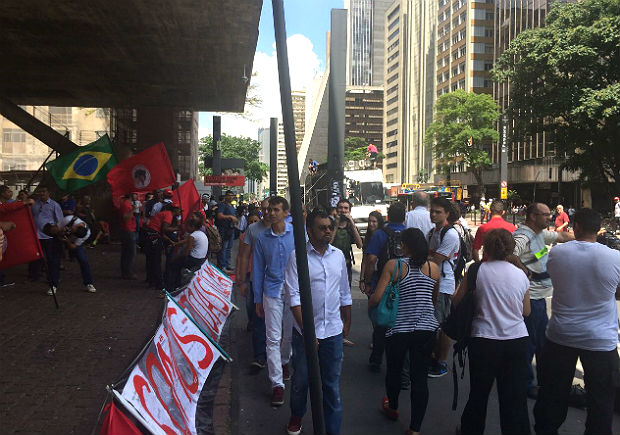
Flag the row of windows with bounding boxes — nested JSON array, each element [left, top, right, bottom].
[[439, 0, 448, 7], [438, 40, 450, 53], [452, 45, 467, 61], [438, 23, 451, 38], [437, 55, 450, 69], [453, 11, 467, 28], [452, 61, 466, 76], [472, 9, 494, 21], [439, 9, 450, 23], [387, 73, 399, 84], [386, 84, 398, 95], [388, 16, 399, 31], [473, 26, 494, 38], [387, 51, 399, 62], [452, 0, 466, 13], [2, 129, 26, 143], [453, 29, 466, 44], [387, 40, 399, 53]]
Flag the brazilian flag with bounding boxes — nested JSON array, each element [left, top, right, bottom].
[[46, 134, 118, 192]]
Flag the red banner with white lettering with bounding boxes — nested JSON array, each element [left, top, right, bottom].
[[0, 202, 43, 269]]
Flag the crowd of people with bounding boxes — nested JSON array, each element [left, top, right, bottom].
[[1, 181, 619, 435]]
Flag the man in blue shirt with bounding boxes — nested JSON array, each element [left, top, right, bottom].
[[361, 202, 406, 372], [216, 190, 238, 273], [28, 186, 64, 296], [252, 196, 295, 406]]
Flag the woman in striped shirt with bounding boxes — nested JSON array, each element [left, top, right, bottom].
[[369, 228, 440, 435]]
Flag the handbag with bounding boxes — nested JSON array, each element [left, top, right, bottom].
[[370, 259, 401, 328]]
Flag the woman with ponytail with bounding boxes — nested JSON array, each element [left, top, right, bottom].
[[369, 228, 440, 435], [452, 228, 531, 435]]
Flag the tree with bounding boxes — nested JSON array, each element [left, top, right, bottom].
[[344, 136, 385, 163], [493, 0, 620, 192], [425, 90, 499, 195], [198, 134, 268, 183]]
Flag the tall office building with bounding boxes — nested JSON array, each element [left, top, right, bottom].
[[276, 121, 288, 195], [345, 0, 393, 87], [382, 0, 438, 184]]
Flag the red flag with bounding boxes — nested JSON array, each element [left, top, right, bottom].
[[173, 179, 201, 222], [106, 143, 176, 197], [0, 202, 43, 270], [100, 403, 143, 435]]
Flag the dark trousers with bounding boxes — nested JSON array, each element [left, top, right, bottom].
[[144, 238, 164, 289], [385, 331, 435, 432], [533, 338, 620, 435], [29, 238, 62, 288], [165, 255, 205, 291], [525, 298, 548, 390], [244, 278, 266, 360], [68, 245, 93, 285], [461, 337, 530, 435], [120, 230, 136, 278], [370, 324, 387, 367]]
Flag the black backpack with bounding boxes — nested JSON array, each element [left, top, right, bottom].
[[441, 262, 481, 410], [377, 227, 403, 274]]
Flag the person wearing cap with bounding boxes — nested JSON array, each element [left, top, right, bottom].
[[216, 190, 238, 273], [614, 196, 620, 234], [151, 189, 174, 216]]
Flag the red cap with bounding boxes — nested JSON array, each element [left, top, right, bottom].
[[615, 196, 619, 201]]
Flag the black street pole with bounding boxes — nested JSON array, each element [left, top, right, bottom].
[[270, 117, 278, 196], [272, 1, 324, 433], [212, 116, 222, 199]]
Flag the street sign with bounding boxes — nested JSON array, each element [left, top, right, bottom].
[[204, 175, 245, 186], [500, 187, 508, 199], [500, 180, 507, 189]]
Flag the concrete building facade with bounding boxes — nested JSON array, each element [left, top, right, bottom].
[[291, 90, 306, 152], [382, 0, 438, 185]]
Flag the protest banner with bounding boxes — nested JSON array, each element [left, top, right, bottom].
[[121, 303, 222, 435]]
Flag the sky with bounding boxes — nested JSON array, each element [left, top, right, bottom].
[[198, 0, 344, 139]]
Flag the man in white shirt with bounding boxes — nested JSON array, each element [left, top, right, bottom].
[[405, 191, 433, 236], [513, 202, 573, 398], [534, 208, 620, 435], [283, 209, 352, 435], [427, 197, 461, 378], [59, 213, 96, 293]]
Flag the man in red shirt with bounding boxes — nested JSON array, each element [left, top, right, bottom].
[[144, 205, 180, 292], [554, 204, 570, 232], [472, 200, 517, 262], [119, 194, 137, 279]]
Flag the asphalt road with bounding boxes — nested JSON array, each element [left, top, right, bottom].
[[228, 246, 620, 435]]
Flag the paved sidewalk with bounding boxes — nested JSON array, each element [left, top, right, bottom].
[[0, 243, 166, 434]]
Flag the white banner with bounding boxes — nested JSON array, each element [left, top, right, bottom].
[[191, 261, 233, 300], [121, 304, 222, 435]]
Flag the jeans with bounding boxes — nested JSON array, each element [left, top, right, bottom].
[[69, 245, 93, 285], [120, 230, 136, 278], [144, 238, 164, 289], [263, 294, 293, 388], [217, 232, 234, 270], [385, 331, 435, 432], [291, 329, 344, 435], [29, 238, 62, 287], [533, 339, 620, 435], [461, 337, 530, 435], [245, 279, 266, 360], [525, 298, 548, 390]]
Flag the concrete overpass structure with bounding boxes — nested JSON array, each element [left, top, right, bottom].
[[0, 0, 262, 163]]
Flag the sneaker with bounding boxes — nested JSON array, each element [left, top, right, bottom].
[[271, 386, 284, 406], [381, 397, 399, 421], [428, 360, 448, 378], [251, 358, 266, 369], [286, 416, 302, 435], [282, 364, 291, 381], [85, 284, 97, 293], [46, 286, 57, 296]]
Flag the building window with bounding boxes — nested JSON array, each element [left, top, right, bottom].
[[387, 6, 400, 21], [387, 129, 398, 137], [386, 140, 398, 148], [388, 17, 399, 31], [386, 151, 398, 159], [387, 73, 399, 84], [388, 51, 399, 62], [387, 96, 398, 105], [387, 163, 397, 169], [388, 29, 400, 41], [386, 107, 398, 116], [386, 84, 398, 95], [386, 118, 398, 127]]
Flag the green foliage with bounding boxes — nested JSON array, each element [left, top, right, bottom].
[[425, 90, 499, 188], [344, 136, 368, 161], [492, 0, 620, 189], [198, 134, 268, 183], [416, 169, 430, 184]]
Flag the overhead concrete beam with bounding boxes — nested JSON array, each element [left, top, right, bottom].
[[0, 97, 78, 155]]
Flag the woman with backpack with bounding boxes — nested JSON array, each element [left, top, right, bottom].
[[369, 228, 440, 435], [452, 228, 531, 435]]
